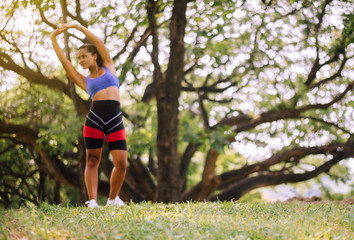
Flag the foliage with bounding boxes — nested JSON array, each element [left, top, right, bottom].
[[1, 201, 353, 239]]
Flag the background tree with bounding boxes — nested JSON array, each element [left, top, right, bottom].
[[0, 0, 353, 208]]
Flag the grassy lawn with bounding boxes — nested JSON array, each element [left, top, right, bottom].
[[0, 201, 353, 239]]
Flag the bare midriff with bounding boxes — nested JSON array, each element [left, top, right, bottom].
[[91, 86, 120, 101]]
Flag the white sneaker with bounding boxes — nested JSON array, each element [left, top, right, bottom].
[[106, 196, 125, 207], [85, 199, 99, 208]]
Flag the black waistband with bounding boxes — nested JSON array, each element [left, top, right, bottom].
[[91, 100, 120, 107], [90, 100, 120, 114]]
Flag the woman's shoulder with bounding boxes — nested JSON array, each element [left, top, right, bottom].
[[102, 61, 116, 73], [102, 65, 117, 76]]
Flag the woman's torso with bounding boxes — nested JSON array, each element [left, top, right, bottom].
[[86, 66, 120, 101]]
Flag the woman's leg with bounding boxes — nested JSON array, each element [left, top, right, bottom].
[[108, 149, 127, 200], [85, 148, 102, 201]]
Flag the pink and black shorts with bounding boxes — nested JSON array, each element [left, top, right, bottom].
[[83, 100, 127, 150]]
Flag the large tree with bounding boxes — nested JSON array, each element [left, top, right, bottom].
[[0, 0, 353, 207]]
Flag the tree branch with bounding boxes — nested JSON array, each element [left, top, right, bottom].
[[129, 157, 156, 200], [0, 51, 90, 115], [299, 80, 354, 112], [179, 143, 200, 192], [112, 24, 139, 61], [197, 90, 211, 131], [308, 55, 351, 89], [147, 0, 163, 82], [293, 116, 351, 134], [304, 0, 334, 86], [210, 153, 345, 201], [218, 142, 354, 188], [213, 79, 353, 134], [0, 119, 81, 188], [183, 142, 354, 201], [66, 0, 88, 27], [196, 149, 220, 200]]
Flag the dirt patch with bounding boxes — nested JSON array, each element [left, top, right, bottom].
[[283, 196, 354, 205]]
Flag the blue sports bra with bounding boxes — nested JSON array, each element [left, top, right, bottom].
[[85, 66, 120, 98]]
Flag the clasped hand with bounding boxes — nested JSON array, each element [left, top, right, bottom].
[[51, 22, 78, 38]]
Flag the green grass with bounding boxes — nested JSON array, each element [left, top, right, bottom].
[[0, 201, 353, 239]]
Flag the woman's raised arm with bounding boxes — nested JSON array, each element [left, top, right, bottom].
[[63, 22, 115, 74], [50, 26, 86, 91]]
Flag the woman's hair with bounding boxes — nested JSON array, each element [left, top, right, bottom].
[[79, 43, 103, 67]]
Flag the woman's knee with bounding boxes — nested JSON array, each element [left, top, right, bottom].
[[112, 151, 127, 170], [86, 154, 100, 168], [116, 157, 127, 171]]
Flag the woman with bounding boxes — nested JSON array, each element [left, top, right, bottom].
[[51, 22, 127, 208]]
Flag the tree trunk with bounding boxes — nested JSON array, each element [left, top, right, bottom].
[[53, 181, 61, 204], [154, 0, 188, 202]]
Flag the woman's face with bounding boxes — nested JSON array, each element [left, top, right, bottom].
[[78, 48, 97, 69]]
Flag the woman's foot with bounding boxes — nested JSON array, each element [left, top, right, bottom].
[[85, 199, 99, 208], [106, 196, 125, 207]]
